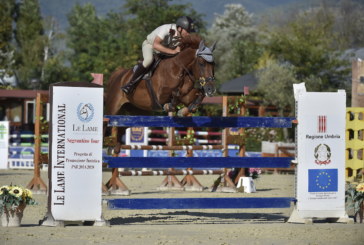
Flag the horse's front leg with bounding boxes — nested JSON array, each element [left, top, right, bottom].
[[163, 90, 180, 113], [177, 90, 205, 117]]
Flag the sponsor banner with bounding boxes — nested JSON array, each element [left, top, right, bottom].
[[296, 91, 346, 218], [0, 121, 9, 169], [50, 85, 103, 221]]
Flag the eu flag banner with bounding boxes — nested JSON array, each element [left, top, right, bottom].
[[308, 169, 338, 192]]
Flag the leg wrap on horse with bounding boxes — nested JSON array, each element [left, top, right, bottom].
[[121, 63, 147, 95], [188, 93, 204, 112]]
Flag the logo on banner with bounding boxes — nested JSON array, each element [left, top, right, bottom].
[[77, 103, 94, 123], [130, 127, 144, 143], [318, 115, 327, 133], [229, 128, 240, 136], [308, 169, 338, 192], [314, 144, 331, 165]]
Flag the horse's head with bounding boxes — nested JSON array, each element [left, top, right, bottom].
[[194, 40, 216, 97]]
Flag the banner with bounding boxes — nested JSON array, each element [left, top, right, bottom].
[[0, 121, 9, 169], [296, 90, 346, 218], [50, 83, 103, 221]]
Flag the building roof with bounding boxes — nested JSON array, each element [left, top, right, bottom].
[[0, 89, 48, 99], [219, 72, 258, 94]]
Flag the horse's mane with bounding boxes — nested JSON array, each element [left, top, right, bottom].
[[180, 33, 202, 50]]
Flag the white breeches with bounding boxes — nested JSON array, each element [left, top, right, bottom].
[[142, 40, 154, 68]]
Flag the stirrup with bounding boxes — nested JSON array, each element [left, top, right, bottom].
[[121, 87, 130, 94]]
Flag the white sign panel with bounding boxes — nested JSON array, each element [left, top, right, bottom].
[[296, 91, 346, 218], [0, 121, 9, 169], [50, 85, 103, 221]]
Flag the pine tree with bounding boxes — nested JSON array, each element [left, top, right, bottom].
[[0, 0, 16, 85], [14, 0, 44, 88]]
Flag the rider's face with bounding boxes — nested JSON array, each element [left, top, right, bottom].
[[180, 28, 190, 37]]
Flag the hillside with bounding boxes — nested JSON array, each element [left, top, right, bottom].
[[39, 0, 311, 31]]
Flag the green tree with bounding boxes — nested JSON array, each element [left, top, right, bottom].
[[67, 4, 133, 82], [67, 4, 101, 81], [266, 7, 350, 92], [256, 60, 298, 116], [0, 0, 16, 85], [14, 0, 44, 88], [208, 4, 265, 85], [336, 0, 364, 49], [41, 17, 72, 87]]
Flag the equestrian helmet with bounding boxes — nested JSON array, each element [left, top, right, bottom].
[[176, 16, 195, 32]]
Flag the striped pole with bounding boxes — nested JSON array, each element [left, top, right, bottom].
[[148, 138, 222, 144], [117, 144, 238, 151], [119, 169, 224, 176], [149, 129, 222, 136]]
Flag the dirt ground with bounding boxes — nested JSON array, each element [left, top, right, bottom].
[[0, 169, 363, 245]]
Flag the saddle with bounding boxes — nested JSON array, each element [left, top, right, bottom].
[[135, 53, 175, 80]]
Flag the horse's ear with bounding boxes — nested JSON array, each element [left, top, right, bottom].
[[210, 41, 217, 52], [198, 40, 205, 51]]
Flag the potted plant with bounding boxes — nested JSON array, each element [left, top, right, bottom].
[[0, 184, 37, 227], [346, 182, 364, 223]]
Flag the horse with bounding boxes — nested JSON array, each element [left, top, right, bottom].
[[104, 34, 216, 118], [104, 35, 216, 154]]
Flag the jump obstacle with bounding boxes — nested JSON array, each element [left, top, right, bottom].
[[103, 96, 295, 194], [104, 114, 296, 210], [26, 93, 269, 195]]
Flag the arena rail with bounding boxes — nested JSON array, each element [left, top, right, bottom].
[[104, 115, 296, 210]]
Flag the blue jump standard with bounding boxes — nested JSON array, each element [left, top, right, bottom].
[[104, 156, 293, 169], [108, 197, 295, 210], [105, 115, 295, 128]]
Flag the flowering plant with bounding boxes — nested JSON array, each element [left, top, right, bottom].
[[0, 185, 37, 213], [345, 182, 364, 222], [249, 168, 261, 179]]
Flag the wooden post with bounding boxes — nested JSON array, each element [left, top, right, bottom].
[[105, 126, 130, 195], [232, 98, 247, 184], [211, 96, 238, 192], [351, 59, 364, 107], [180, 121, 205, 191], [27, 93, 48, 194], [158, 111, 184, 190]]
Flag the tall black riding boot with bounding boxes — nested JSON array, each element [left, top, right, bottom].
[[122, 64, 147, 95]]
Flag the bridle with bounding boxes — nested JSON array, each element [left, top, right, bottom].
[[180, 58, 214, 89], [178, 41, 216, 94]]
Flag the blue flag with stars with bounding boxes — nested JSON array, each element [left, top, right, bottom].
[[308, 169, 338, 192]]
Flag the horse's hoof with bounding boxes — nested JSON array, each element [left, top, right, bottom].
[[177, 107, 189, 117], [163, 103, 175, 112]]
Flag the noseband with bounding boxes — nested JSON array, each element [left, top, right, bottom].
[[196, 60, 214, 89]]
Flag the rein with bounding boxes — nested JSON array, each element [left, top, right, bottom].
[[178, 54, 212, 90]]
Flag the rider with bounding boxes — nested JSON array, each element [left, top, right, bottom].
[[121, 16, 196, 95]]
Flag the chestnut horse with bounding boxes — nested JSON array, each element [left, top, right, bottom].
[[105, 35, 216, 117]]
